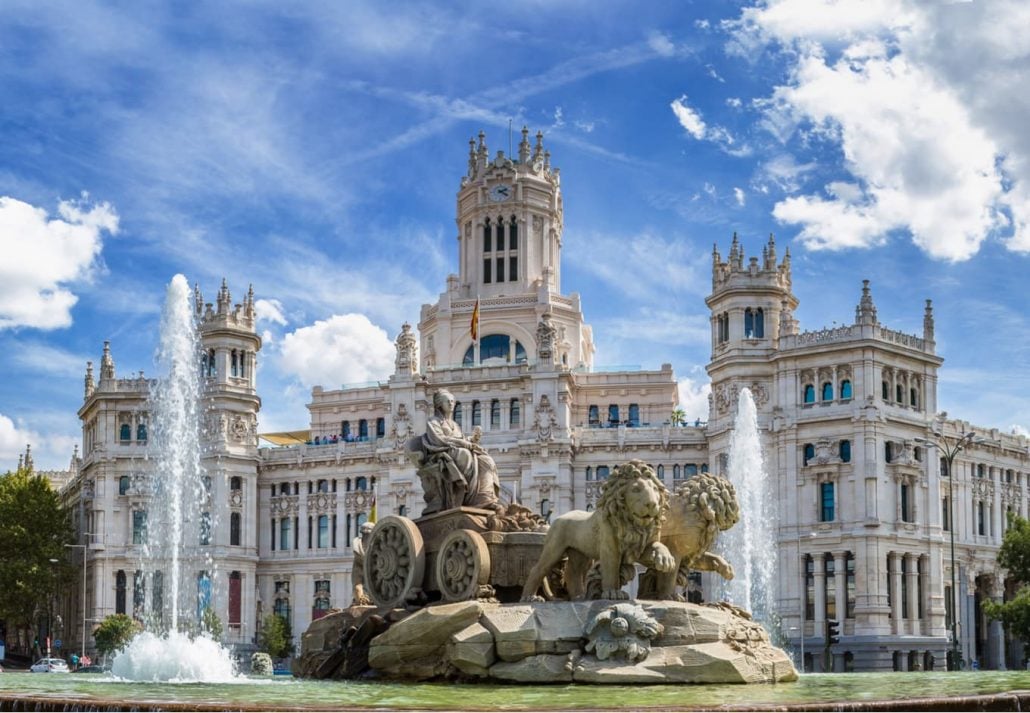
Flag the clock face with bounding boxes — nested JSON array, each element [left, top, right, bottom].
[[489, 183, 512, 202]]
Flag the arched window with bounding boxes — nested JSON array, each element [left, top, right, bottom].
[[119, 475, 131, 495], [755, 308, 764, 338], [744, 308, 754, 338], [882, 381, 890, 400], [596, 466, 610, 480], [684, 464, 698, 477], [481, 334, 509, 362], [673, 464, 682, 480], [821, 382, 834, 401], [840, 380, 853, 400], [510, 399, 520, 427], [280, 483, 291, 496], [355, 476, 368, 491], [230, 476, 242, 491], [472, 400, 482, 427], [120, 423, 131, 442], [490, 399, 501, 428], [976, 463, 985, 479], [910, 388, 918, 408], [586, 466, 594, 481], [355, 512, 367, 530], [840, 440, 851, 463], [341, 420, 351, 440], [318, 515, 329, 548], [885, 441, 893, 463], [207, 349, 216, 377], [136, 423, 148, 442], [463, 345, 474, 366], [628, 404, 640, 427], [239, 351, 246, 379], [483, 217, 492, 254], [896, 384, 904, 403], [700, 463, 709, 474], [274, 598, 291, 622], [540, 498, 551, 522], [803, 385, 815, 404], [803, 443, 815, 466], [588, 405, 600, 427], [358, 419, 368, 440], [376, 417, 386, 438], [115, 570, 127, 615], [231, 349, 239, 377], [230, 512, 241, 546], [514, 341, 527, 364], [317, 479, 328, 493], [656, 465, 665, 479], [454, 402, 463, 424], [608, 404, 620, 426]]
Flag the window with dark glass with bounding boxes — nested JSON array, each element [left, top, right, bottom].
[[900, 483, 911, 522], [230, 512, 241, 546], [628, 404, 640, 427], [137, 423, 148, 442], [910, 388, 918, 407], [882, 381, 889, 400], [359, 419, 368, 440], [840, 439, 851, 463], [490, 399, 500, 428], [608, 404, 619, 426], [230, 476, 242, 491], [803, 443, 815, 466], [840, 380, 852, 400], [356, 476, 367, 491], [483, 219, 492, 252], [318, 515, 329, 548], [472, 400, 482, 427], [673, 464, 682, 480], [820, 482, 835, 521], [586, 466, 593, 481], [896, 384, 904, 403], [119, 475, 131, 495], [483, 258, 492, 283], [120, 423, 131, 441], [596, 466, 610, 480], [977, 500, 985, 535], [885, 441, 893, 463], [133, 570, 145, 618], [588, 405, 600, 427], [116, 570, 127, 615], [510, 399, 520, 427], [454, 402, 463, 424], [821, 382, 833, 401], [479, 334, 510, 362], [376, 417, 386, 438], [133, 510, 147, 545], [200, 511, 211, 545], [496, 257, 504, 282], [804, 555, 814, 620], [825, 554, 836, 619], [341, 420, 351, 439], [803, 385, 815, 404], [280, 517, 291, 550], [942, 496, 950, 531], [656, 465, 664, 479]]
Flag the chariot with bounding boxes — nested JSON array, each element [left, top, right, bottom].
[[362, 507, 548, 608]]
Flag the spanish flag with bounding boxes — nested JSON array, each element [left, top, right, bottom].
[[369, 491, 377, 523], [470, 297, 480, 342]]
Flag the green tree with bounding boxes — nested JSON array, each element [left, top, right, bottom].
[[984, 515, 1030, 649], [670, 408, 686, 427], [93, 614, 142, 657], [201, 606, 223, 639], [0, 465, 75, 656], [258, 614, 294, 659]]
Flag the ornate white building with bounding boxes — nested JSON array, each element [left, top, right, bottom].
[[49, 129, 1027, 672]]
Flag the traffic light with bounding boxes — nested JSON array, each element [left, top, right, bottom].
[[826, 619, 840, 646]]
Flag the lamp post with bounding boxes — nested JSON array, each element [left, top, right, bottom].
[[915, 430, 978, 671], [47, 557, 59, 659], [64, 534, 95, 662]]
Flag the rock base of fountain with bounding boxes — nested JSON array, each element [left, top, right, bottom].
[[296, 600, 797, 685]]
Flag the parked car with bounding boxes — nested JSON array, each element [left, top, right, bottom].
[[30, 658, 69, 673]]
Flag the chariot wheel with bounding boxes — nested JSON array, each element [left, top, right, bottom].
[[364, 516, 425, 609], [435, 528, 491, 602]]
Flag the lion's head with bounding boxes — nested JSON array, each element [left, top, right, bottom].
[[674, 472, 740, 531], [597, 459, 669, 557]]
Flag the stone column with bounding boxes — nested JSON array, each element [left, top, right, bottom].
[[905, 553, 920, 634], [813, 555, 826, 629], [890, 552, 903, 635], [988, 577, 1006, 670], [962, 571, 976, 668], [833, 550, 847, 672]]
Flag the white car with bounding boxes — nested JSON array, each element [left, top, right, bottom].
[[30, 657, 69, 673]]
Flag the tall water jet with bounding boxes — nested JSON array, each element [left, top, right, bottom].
[[111, 274, 236, 681], [720, 387, 777, 628]]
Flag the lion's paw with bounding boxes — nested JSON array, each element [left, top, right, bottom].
[[648, 543, 677, 572], [720, 563, 735, 580]]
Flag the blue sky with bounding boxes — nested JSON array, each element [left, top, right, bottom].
[[2, 1, 1029, 469]]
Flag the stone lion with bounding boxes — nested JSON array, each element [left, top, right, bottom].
[[639, 472, 740, 601], [520, 459, 676, 601]]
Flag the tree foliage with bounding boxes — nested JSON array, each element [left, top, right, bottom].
[[0, 465, 75, 647], [258, 614, 294, 659], [671, 408, 686, 427], [983, 515, 1030, 647], [201, 607, 223, 639], [93, 614, 142, 656]]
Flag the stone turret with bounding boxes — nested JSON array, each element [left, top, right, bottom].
[[394, 323, 418, 376], [84, 361, 95, 399], [99, 341, 115, 381], [855, 280, 878, 326], [923, 299, 935, 343]]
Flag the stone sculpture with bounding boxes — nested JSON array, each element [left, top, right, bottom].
[[640, 473, 740, 600], [520, 460, 676, 601], [350, 521, 375, 607], [406, 388, 502, 514], [584, 602, 663, 662]]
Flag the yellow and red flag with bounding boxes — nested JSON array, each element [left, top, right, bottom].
[[369, 491, 377, 523], [470, 297, 480, 342]]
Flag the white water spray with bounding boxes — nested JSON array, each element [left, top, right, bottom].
[[112, 274, 238, 681], [720, 388, 777, 628]]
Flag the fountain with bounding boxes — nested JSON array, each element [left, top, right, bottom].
[[109, 274, 239, 682], [721, 387, 777, 631]]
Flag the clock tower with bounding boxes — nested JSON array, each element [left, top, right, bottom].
[[417, 127, 593, 371]]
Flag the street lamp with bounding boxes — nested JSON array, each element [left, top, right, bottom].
[[915, 430, 979, 671], [47, 557, 59, 659], [65, 534, 96, 662]]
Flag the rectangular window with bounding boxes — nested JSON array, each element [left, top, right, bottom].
[[199, 511, 211, 546], [496, 257, 504, 282], [978, 501, 986, 535], [846, 553, 855, 619], [483, 224, 491, 252], [271, 518, 276, 551], [825, 555, 836, 619], [483, 259, 491, 283], [820, 482, 835, 522], [280, 517, 290, 550], [608, 404, 620, 426], [132, 510, 148, 545], [942, 497, 950, 531], [490, 399, 500, 428], [230, 512, 241, 546], [318, 515, 329, 549], [294, 516, 299, 550], [509, 256, 517, 281], [332, 515, 337, 548], [307, 516, 313, 549], [804, 555, 815, 620], [900, 557, 909, 618], [944, 584, 953, 630]]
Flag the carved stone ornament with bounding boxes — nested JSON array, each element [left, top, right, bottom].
[[231, 416, 248, 442], [584, 602, 664, 663], [535, 394, 557, 442], [394, 323, 418, 374], [536, 312, 558, 365], [391, 403, 411, 448]]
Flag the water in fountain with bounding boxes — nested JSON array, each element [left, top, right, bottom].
[[720, 387, 777, 629], [111, 274, 238, 681]]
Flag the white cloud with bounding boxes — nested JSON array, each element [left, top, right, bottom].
[[677, 376, 711, 422], [279, 314, 395, 389], [647, 32, 676, 57], [732, 0, 1030, 261], [255, 298, 287, 326], [756, 154, 817, 193], [0, 195, 117, 330], [670, 95, 707, 139], [734, 187, 746, 206], [726, 97, 743, 108], [1011, 424, 1029, 437], [0, 412, 78, 471]]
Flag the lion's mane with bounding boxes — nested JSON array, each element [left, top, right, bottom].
[[673, 472, 739, 536], [597, 459, 669, 560]]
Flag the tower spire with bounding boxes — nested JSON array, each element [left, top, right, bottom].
[[100, 341, 115, 381], [84, 360, 95, 399], [856, 280, 878, 326], [923, 299, 935, 342]]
